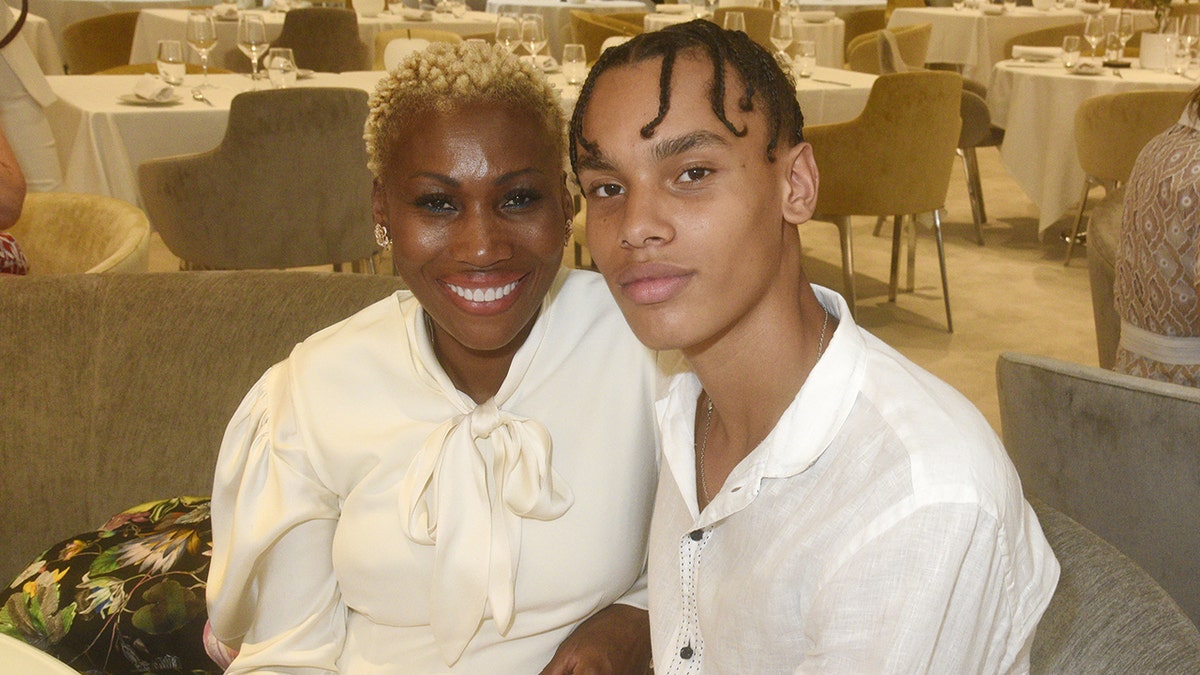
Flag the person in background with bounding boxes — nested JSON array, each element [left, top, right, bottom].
[[208, 42, 664, 673], [1113, 85, 1200, 387], [0, 2, 61, 193], [0, 125, 28, 274], [571, 20, 1059, 673]]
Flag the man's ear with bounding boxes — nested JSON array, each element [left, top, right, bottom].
[[781, 142, 819, 226]]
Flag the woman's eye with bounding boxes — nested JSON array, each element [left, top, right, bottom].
[[415, 195, 455, 213], [592, 183, 624, 198], [679, 167, 712, 183], [502, 190, 540, 209]]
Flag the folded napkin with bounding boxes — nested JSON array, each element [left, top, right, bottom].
[[212, 2, 239, 19], [520, 55, 558, 72], [655, 4, 692, 13], [269, 0, 290, 12], [1070, 61, 1104, 74], [1012, 45, 1062, 60], [397, 7, 432, 20], [133, 74, 175, 101]]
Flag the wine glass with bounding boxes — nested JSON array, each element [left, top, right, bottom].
[[520, 14, 546, 71], [495, 13, 520, 55], [1083, 15, 1105, 60], [237, 14, 270, 82], [724, 11, 746, 32], [769, 12, 793, 64], [1181, 14, 1200, 66], [1115, 11, 1133, 60], [186, 11, 217, 88]]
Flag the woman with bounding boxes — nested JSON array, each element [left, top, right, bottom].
[[208, 43, 661, 673], [1113, 86, 1200, 387]]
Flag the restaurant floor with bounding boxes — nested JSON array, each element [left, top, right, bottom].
[[145, 146, 1097, 432]]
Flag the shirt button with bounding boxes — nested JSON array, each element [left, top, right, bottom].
[[680, 645, 694, 659], [689, 529, 703, 541]]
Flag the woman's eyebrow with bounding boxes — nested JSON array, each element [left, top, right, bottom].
[[652, 130, 729, 162]]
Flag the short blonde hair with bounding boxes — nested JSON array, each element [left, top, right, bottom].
[[364, 42, 565, 179]]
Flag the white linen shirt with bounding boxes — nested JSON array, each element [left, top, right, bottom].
[[209, 269, 665, 674], [648, 286, 1060, 674]]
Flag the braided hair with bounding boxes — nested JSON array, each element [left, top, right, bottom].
[[569, 19, 805, 174]]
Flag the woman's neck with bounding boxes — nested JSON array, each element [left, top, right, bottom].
[[426, 312, 534, 404]]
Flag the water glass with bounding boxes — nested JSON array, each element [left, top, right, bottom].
[[1060, 35, 1080, 68], [266, 47, 296, 88], [450, 0, 466, 17], [795, 39, 815, 77], [156, 39, 185, 85], [689, 0, 706, 18], [724, 11, 746, 32], [237, 14, 270, 80], [495, 13, 520, 54], [562, 43, 586, 85], [769, 12, 793, 62]]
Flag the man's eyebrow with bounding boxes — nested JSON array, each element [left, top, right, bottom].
[[652, 131, 729, 162], [575, 152, 616, 173]]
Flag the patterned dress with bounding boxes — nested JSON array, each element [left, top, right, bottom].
[[0, 232, 27, 275], [1114, 108, 1200, 387]]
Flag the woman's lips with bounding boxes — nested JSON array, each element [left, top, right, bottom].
[[617, 263, 693, 305], [440, 273, 527, 314]]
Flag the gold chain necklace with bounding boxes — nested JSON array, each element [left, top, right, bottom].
[[698, 306, 830, 503]]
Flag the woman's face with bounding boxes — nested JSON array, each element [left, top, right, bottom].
[[373, 102, 570, 355]]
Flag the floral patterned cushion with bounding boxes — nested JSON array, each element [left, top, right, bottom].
[[0, 497, 221, 674]]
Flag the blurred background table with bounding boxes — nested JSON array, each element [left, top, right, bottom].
[[986, 58, 1193, 236], [13, 7, 64, 73], [644, 10, 846, 68], [887, 6, 1155, 81], [6, 0, 215, 52], [129, 8, 498, 69], [486, 0, 650, 54]]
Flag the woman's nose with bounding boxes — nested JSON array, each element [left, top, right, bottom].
[[452, 208, 514, 266]]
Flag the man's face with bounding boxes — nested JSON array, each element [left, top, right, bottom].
[[575, 53, 818, 353]]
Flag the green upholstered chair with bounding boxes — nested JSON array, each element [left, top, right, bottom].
[[845, 22, 931, 74], [569, 10, 642, 65], [6, 193, 150, 274], [61, 11, 140, 75], [138, 87, 378, 271], [712, 7, 776, 52], [226, 7, 369, 73]]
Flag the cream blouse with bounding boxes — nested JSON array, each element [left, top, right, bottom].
[[208, 269, 664, 674]]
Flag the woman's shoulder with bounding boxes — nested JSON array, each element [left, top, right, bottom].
[[286, 289, 417, 373]]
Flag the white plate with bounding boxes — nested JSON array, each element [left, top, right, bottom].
[[1020, 53, 1057, 62], [296, 68, 315, 79], [118, 93, 184, 106], [1069, 64, 1103, 75]]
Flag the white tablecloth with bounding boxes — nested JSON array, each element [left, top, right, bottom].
[[644, 11, 846, 68], [486, 0, 649, 56], [986, 59, 1193, 235], [129, 8, 498, 69], [14, 8, 63, 73], [7, 0, 214, 53], [0, 634, 77, 674], [887, 6, 1155, 82]]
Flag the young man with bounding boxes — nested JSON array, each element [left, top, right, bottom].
[[570, 21, 1059, 673]]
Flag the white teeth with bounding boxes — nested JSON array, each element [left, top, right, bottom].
[[447, 280, 519, 303]]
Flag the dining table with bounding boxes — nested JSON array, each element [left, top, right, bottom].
[[485, 0, 650, 55], [128, 7, 498, 69], [44, 64, 873, 208], [986, 58, 1194, 236], [887, 6, 1155, 82], [6, 0, 215, 54], [644, 9, 847, 68], [13, 8, 64, 74]]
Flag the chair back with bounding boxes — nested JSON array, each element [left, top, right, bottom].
[[807, 70, 962, 216], [408, 27, 465, 43], [267, 7, 369, 72], [1003, 21, 1086, 58], [997, 351, 1200, 626], [373, 27, 410, 69], [604, 11, 648, 30], [712, 7, 775, 51], [384, 38, 431, 70], [842, 7, 886, 61], [884, 0, 923, 21], [1075, 89, 1190, 185], [138, 87, 378, 270], [846, 22, 930, 73], [61, 11, 139, 74], [6, 193, 150, 274], [569, 10, 642, 65], [1028, 498, 1200, 672]]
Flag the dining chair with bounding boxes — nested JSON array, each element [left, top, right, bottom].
[[883, 0, 923, 22], [374, 28, 460, 69], [1002, 21, 1086, 59], [6, 193, 150, 274], [138, 87, 379, 272], [845, 22, 931, 74], [712, 7, 775, 51], [383, 38, 432, 71], [569, 11, 642, 65], [841, 7, 886, 62], [228, 7, 369, 73], [61, 11, 140, 75], [603, 11, 649, 31], [997, 351, 1200, 627], [1066, 89, 1190, 264], [805, 70, 962, 331], [374, 28, 411, 69]]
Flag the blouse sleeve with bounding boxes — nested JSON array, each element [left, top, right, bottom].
[[207, 364, 348, 674]]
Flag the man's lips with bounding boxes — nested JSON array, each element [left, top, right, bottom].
[[616, 263, 693, 305]]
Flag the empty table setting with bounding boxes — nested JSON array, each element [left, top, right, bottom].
[[128, 7, 498, 68], [9, 0, 215, 52], [887, 4, 1155, 81], [644, 7, 846, 67], [987, 57, 1195, 236], [485, 0, 649, 54]]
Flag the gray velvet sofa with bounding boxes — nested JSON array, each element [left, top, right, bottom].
[[0, 271, 406, 581]]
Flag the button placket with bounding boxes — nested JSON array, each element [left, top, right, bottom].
[[667, 526, 710, 673]]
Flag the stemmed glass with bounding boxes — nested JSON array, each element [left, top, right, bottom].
[[520, 14, 547, 71], [495, 13, 520, 55], [186, 11, 217, 88], [1181, 15, 1200, 67], [237, 14, 270, 82], [1083, 15, 1105, 61], [769, 12, 793, 65], [1114, 11, 1134, 61]]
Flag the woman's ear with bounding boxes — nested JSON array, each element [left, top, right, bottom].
[[371, 179, 389, 232], [781, 142, 819, 225]]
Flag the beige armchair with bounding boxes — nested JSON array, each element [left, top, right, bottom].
[[712, 7, 775, 52], [1067, 89, 1190, 264], [226, 7, 369, 73], [138, 87, 378, 271], [841, 8, 886, 62], [845, 22, 931, 74], [6, 193, 150, 274], [569, 10, 642, 65], [61, 11, 139, 75], [805, 71, 962, 331]]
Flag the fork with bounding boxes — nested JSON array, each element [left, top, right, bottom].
[[191, 88, 213, 106]]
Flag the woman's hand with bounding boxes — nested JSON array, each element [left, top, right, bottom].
[[539, 604, 652, 675]]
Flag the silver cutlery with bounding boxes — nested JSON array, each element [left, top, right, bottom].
[[809, 77, 852, 87], [191, 88, 213, 106]]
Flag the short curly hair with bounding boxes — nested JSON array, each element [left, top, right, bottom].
[[364, 42, 565, 179]]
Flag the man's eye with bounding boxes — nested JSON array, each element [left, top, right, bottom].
[[593, 183, 624, 198], [415, 195, 454, 212], [679, 167, 712, 183]]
